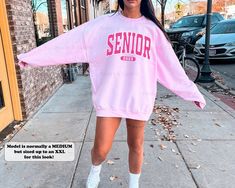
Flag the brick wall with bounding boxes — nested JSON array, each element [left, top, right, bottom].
[[5, 0, 64, 119]]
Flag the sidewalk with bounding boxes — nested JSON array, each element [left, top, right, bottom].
[[0, 75, 235, 188]]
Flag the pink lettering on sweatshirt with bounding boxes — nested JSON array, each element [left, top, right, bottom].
[[107, 32, 151, 60]]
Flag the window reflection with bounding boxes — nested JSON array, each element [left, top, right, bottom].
[[31, 0, 52, 46], [61, 0, 69, 32]]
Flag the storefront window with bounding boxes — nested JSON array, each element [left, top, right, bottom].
[[72, 0, 78, 27], [61, 0, 78, 30], [80, 0, 87, 23], [61, 0, 69, 32], [60, 0, 89, 77], [81, 0, 85, 7], [31, 0, 53, 46]]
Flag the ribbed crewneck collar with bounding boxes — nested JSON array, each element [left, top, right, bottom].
[[117, 10, 145, 22]]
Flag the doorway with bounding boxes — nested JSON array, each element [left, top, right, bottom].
[[0, 0, 23, 131]]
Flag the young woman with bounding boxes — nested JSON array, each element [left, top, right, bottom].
[[18, 0, 206, 187]]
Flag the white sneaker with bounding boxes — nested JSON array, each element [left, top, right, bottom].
[[86, 163, 102, 188], [86, 173, 100, 188]]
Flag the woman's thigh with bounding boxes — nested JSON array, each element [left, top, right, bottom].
[[93, 116, 122, 151], [126, 118, 146, 146]]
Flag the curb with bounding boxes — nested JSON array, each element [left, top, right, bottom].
[[196, 83, 235, 118], [214, 80, 235, 96]]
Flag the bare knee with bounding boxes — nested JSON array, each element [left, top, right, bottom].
[[126, 121, 145, 153], [91, 146, 109, 161], [127, 139, 144, 153]]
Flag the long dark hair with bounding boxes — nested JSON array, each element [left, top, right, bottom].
[[92, 0, 171, 42]]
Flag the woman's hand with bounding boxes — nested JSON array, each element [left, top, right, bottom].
[[18, 61, 28, 68], [194, 101, 201, 108]]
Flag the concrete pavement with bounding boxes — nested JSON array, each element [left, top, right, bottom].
[[0, 75, 234, 188]]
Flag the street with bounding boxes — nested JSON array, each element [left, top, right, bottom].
[[186, 54, 235, 109], [189, 53, 235, 90]]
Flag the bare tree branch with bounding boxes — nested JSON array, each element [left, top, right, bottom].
[[156, 0, 168, 26]]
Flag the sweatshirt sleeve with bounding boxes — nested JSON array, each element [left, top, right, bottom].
[[17, 22, 89, 68], [155, 28, 206, 109]]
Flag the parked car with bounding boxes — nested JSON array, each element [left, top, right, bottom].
[[166, 13, 224, 51], [194, 19, 235, 63]]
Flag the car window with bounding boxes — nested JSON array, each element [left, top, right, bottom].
[[211, 22, 235, 34], [203, 14, 223, 26], [172, 16, 204, 28], [211, 15, 219, 24], [217, 14, 225, 21]]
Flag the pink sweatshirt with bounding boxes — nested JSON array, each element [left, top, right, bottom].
[[17, 10, 206, 121]]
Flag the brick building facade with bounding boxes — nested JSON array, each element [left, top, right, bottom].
[[5, 0, 64, 121]]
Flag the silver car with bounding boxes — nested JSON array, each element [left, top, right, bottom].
[[194, 19, 235, 63]]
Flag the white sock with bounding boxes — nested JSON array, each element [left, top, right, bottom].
[[89, 163, 102, 177], [129, 172, 141, 188]]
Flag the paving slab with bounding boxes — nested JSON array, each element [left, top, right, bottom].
[[41, 95, 93, 113], [156, 84, 225, 113], [174, 111, 235, 140], [55, 76, 92, 97], [157, 84, 174, 97], [148, 84, 235, 141], [0, 142, 82, 188], [72, 141, 197, 188], [40, 75, 93, 113], [12, 112, 91, 142], [145, 110, 235, 141], [156, 96, 224, 113], [40, 81, 92, 113], [176, 140, 235, 188]]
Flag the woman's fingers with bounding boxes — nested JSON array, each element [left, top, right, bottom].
[[194, 101, 200, 108], [18, 61, 28, 68]]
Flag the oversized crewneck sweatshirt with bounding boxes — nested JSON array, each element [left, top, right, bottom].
[[17, 10, 206, 121]]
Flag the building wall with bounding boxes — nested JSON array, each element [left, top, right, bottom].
[[5, 0, 64, 119]]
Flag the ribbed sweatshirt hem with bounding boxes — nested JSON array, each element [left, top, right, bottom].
[[95, 109, 152, 121]]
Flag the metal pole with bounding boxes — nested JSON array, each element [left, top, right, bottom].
[[197, 0, 215, 83]]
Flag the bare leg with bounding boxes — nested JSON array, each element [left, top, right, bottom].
[[91, 116, 122, 165], [126, 118, 146, 174]]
